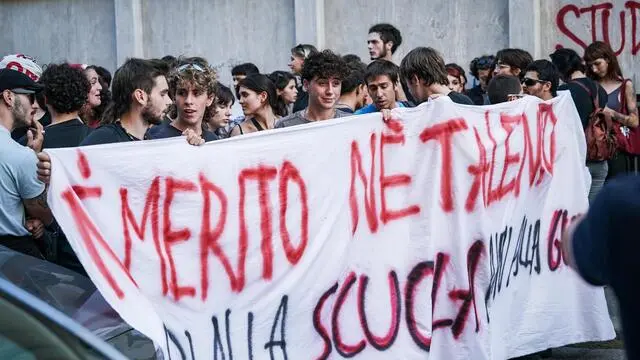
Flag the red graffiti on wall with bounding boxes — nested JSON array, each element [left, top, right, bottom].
[[555, 1, 640, 56]]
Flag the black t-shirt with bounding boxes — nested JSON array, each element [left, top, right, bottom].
[[146, 122, 218, 142], [42, 119, 90, 149], [447, 91, 475, 105], [80, 122, 142, 146], [466, 85, 486, 106], [558, 78, 608, 129], [17, 119, 90, 149]]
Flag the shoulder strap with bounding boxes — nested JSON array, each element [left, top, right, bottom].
[[250, 118, 265, 131], [619, 78, 631, 115], [571, 80, 600, 111]]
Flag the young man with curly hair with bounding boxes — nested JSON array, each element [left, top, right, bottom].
[[275, 49, 350, 128], [21, 63, 91, 150], [147, 57, 218, 142]]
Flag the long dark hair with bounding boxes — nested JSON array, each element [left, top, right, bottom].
[[101, 58, 169, 124], [584, 41, 624, 81], [238, 74, 278, 112], [268, 71, 296, 117]]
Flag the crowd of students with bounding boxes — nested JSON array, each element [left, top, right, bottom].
[[0, 22, 639, 358]]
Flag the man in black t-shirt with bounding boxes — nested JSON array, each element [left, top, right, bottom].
[[147, 59, 218, 142], [550, 48, 610, 204], [550, 48, 608, 129], [79, 58, 173, 146], [21, 63, 91, 150], [399, 47, 474, 105], [522, 60, 559, 102]]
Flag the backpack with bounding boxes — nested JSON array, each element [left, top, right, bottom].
[[572, 80, 617, 161]]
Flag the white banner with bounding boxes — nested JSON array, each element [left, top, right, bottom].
[[47, 92, 614, 359]]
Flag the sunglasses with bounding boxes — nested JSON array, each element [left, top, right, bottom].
[[9, 90, 37, 104], [176, 63, 205, 73], [522, 78, 548, 87]]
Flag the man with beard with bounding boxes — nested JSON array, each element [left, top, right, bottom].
[[367, 23, 414, 105], [80, 58, 173, 145], [0, 69, 52, 258], [367, 23, 401, 62], [522, 60, 559, 101]]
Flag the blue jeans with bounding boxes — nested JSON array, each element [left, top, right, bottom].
[[587, 160, 608, 204]]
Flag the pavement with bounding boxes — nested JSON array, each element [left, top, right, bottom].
[[548, 347, 626, 360]]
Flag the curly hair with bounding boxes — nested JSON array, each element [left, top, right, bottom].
[[300, 49, 349, 83], [469, 55, 495, 79], [167, 57, 217, 124], [39, 63, 90, 114]]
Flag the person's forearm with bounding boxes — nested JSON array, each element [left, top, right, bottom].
[[24, 190, 53, 226], [612, 112, 639, 128]]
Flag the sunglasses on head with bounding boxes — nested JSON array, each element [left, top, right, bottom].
[[522, 77, 548, 87], [176, 63, 205, 73]]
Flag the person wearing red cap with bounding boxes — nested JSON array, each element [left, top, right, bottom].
[[0, 68, 52, 258], [1, 54, 49, 140]]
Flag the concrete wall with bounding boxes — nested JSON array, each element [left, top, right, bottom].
[[0, 0, 638, 90], [0, 0, 117, 70], [510, 0, 639, 88], [539, 0, 639, 86], [140, 0, 295, 85], [324, 0, 510, 84]]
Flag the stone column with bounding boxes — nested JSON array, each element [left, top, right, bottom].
[[294, 0, 325, 48], [114, 0, 144, 66]]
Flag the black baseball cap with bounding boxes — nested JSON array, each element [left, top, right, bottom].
[[0, 68, 44, 94]]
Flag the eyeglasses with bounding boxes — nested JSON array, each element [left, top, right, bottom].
[[522, 78, 548, 87], [176, 63, 205, 73]]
